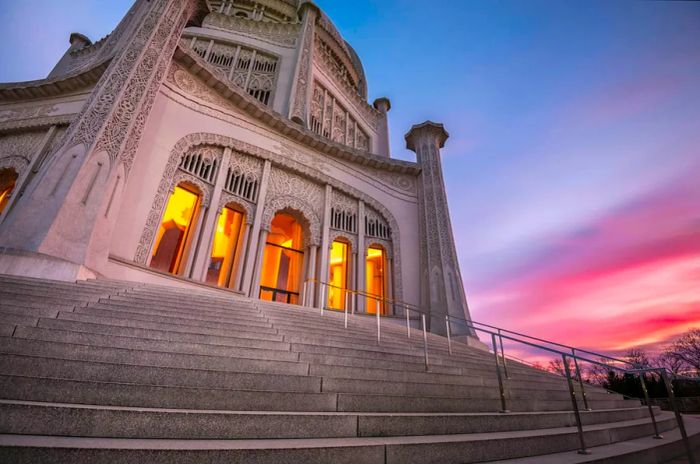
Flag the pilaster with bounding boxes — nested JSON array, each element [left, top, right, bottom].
[[0, 0, 200, 280], [242, 159, 271, 295], [287, 2, 319, 126], [316, 184, 332, 308], [405, 121, 476, 337]]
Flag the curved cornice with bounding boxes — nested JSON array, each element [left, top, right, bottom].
[[0, 60, 110, 102], [174, 44, 420, 176]]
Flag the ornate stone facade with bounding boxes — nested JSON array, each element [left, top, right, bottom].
[[0, 0, 474, 336]]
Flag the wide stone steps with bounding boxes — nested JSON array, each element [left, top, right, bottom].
[[0, 414, 679, 464], [0, 274, 695, 463]]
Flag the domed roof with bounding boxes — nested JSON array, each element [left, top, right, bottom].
[[315, 9, 368, 99]]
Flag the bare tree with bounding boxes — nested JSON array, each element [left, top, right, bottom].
[[662, 329, 700, 376], [656, 351, 686, 375], [547, 357, 577, 378], [625, 348, 651, 368]]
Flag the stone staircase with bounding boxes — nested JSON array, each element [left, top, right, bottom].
[[0, 274, 698, 463]]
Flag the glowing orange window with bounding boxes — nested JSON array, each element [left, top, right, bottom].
[[260, 213, 304, 304], [328, 240, 349, 310], [365, 246, 386, 314], [206, 206, 245, 287], [150, 185, 199, 274], [0, 168, 18, 215]]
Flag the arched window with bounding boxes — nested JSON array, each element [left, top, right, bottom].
[[365, 245, 387, 314], [150, 184, 200, 274], [205, 205, 245, 287], [260, 213, 304, 304], [328, 239, 350, 310], [0, 168, 19, 216]]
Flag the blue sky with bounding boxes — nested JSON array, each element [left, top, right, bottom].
[[1, 0, 699, 353]]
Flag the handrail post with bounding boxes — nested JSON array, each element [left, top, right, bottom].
[[376, 299, 381, 344], [639, 372, 662, 439], [660, 369, 695, 463], [320, 283, 325, 315], [344, 291, 349, 329], [406, 306, 411, 338], [572, 349, 590, 411], [446, 315, 452, 355], [498, 330, 509, 379], [491, 333, 509, 413], [563, 354, 590, 455], [421, 314, 429, 371]]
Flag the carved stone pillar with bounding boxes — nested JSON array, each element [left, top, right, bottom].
[[250, 229, 269, 300], [242, 160, 271, 295], [192, 147, 231, 280], [0, 0, 200, 281], [305, 244, 318, 307], [356, 200, 366, 313], [405, 121, 477, 338], [232, 222, 250, 291], [316, 184, 332, 308], [288, 2, 319, 126]]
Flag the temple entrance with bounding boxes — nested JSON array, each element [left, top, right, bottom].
[[150, 185, 200, 274], [365, 245, 386, 314], [260, 213, 304, 304], [205, 206, 245, 287], [0, 168, 18, 215], [328, 239, 349, 310]]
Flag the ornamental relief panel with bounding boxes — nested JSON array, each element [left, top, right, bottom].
[[0, 104, 58, 123], [329, 230, 357, 251], [0, 156, 29, 178], [229, 150, 264, 180], [262, 194, 321, 246], [267, 166, 324, 218], [172, 170, 212, 207], [0, 130, 46, 165], [218, 191, 254, 224], [201, 14, 299, 48], [331, 189, 357, 216]]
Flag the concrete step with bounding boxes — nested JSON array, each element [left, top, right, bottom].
[[86, 301, 270, 326], [37, 317, 287, 347], [53, 311, 280, 340], [0, 415, 679, 463], [0, 399, 661, 439], [0, 303, 63, 318], [71, 307, 276, 333], [0, 354, 319, 393], [12, 326, 300, 362], [0, 337, 310, 376]]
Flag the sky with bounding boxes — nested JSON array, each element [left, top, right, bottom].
[[1, 0, 698, 360]]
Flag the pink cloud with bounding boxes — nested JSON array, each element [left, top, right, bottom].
[[469, 168, 700, 360]]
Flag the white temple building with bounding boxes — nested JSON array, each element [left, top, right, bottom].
[[0, 0, 474, 336]]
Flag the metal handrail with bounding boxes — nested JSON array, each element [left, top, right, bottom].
[[299, 278, 698, 461]]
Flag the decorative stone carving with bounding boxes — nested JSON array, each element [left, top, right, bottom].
[[329, 230, 357, 250], [289, 5, 316, 124], [202, 13, 299, 47], [61, 0, 196, 172], [172, 170, 212, 207], [267, 167, 324, 219], [0, 131, 45, 164], [365, 238, 392, 260], [229, 150, 263, 181], [0, 105, 58, 123], [262, 194, 321, 247], [218, 191, 254, 224], [331, 189, 357, 216], [0, 156, 29, 178]]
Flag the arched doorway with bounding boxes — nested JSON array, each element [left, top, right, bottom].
[[150, 184, 200, 274], [328, 239, 350, 310], [0, 168, 19, 215], [260, 213, 304, 304], [366, 245, 387, 314], [205, 205, 245, 287]]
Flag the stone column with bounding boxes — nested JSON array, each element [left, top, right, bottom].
[[316, 184, 332, 308], [183, 203, 207, 278], [241, 160, 271, 296], [232, 221, 250, 291], [287, 2, 319, 126], [349, 250, 357, 313], [372, 97, 391, 157], [192, 147, 232, 280], [0, 0, 199, 281], [356, 200, 366, 313], [405, 121, 477, 338], [250, 229, 269, 300], [305, 244, 318, 307]]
